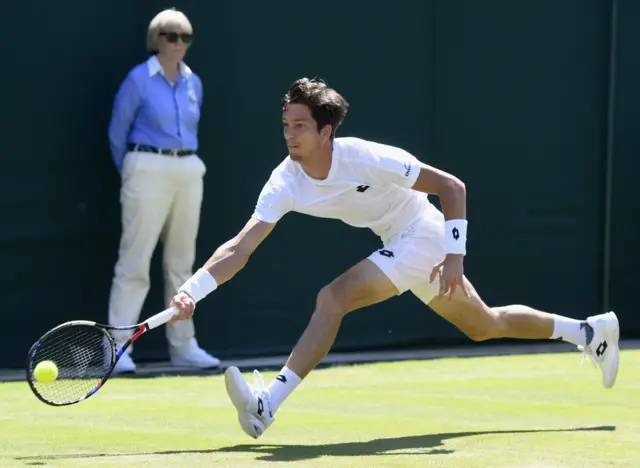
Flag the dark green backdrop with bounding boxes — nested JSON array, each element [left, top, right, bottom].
[[1, 0, 636, 368]]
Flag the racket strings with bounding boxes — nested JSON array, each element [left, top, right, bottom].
[[29, 325, 115, 405]]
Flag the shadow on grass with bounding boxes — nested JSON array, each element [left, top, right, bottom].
[[16, 425, 615, 464], [216, 425, 615, 461]]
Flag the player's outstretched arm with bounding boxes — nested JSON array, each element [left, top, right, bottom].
[[202, 218, 275, 284], [168, 218, 276, 322]]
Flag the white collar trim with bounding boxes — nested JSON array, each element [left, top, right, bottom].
[[147, 55, 192, 77]]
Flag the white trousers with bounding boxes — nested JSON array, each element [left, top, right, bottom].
[[108, 151, 207, 354]]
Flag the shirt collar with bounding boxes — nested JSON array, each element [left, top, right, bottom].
[[147, 55, 192, 78]]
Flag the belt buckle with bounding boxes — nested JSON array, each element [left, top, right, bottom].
[[169, 149, 180, 157]]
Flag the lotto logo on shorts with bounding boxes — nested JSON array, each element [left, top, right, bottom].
[[379, 250, 394, 258]]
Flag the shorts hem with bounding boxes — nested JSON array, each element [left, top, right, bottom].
[[367, 252, 410, 295]]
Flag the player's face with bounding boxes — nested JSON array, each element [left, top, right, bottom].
[[282, 103, 325, 161]]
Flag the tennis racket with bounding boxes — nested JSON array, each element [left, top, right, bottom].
[[25, 306, 179, 407]]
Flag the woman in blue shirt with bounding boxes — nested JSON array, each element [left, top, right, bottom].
[[107, 8, 219, 374]]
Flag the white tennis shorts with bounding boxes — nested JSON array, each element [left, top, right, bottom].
[[368, 210, 446, 305]]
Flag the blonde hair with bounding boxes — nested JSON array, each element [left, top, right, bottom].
[[146, 8, 193, 54]]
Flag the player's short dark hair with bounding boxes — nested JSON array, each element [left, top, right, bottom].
[[282, 77, 349, 139]]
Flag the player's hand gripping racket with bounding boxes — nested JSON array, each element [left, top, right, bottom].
[[25, 306, 179, 406]]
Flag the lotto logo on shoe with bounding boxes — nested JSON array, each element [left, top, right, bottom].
[[596, 341, 608, 358]]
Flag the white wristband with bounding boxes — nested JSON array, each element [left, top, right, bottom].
[[178, 269, 218, 303], [444, 219, 468, 255]]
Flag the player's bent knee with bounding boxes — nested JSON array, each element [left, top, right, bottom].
[[315, 285, 348, 318]]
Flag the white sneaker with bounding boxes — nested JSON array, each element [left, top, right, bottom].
[[112, 352, 136, 375], [578, 311, 620, 389], [170, 344, 221, 369], [225, 366, 275, 439]]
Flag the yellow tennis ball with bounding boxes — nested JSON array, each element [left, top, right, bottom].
[[34, 360, 58, 384]]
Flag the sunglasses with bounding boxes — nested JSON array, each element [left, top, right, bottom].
[[159, 32, 193, 44]]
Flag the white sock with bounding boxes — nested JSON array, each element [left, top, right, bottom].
[[550, 315, 592, 347], [267, 366, 302, 413]]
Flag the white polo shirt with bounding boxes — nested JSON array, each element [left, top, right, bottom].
[[252, 137, 442, 242]]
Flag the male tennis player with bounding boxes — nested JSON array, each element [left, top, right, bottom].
[[169, 77, 620, 439]]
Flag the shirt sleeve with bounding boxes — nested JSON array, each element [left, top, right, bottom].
[[193, 74, 203, 108], [107, 71, 141, 174], [360, 140, 421, 189], [251, 177, 292, 224]]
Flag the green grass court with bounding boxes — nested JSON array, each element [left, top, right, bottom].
[[2, 350, 638, 467]]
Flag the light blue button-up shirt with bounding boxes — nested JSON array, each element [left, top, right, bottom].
[[108, 55, 203, 173]]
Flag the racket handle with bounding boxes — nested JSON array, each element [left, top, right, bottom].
[[145, 306, 179, 330]]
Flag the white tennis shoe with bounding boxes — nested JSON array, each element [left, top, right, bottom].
[[225, 366, 275, 439], [578, 311, 620, 389]]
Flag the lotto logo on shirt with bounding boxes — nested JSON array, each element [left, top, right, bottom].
[[404, 162, 412, 177]]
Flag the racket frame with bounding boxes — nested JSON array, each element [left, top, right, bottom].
[[25, 307, 178, 406]]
